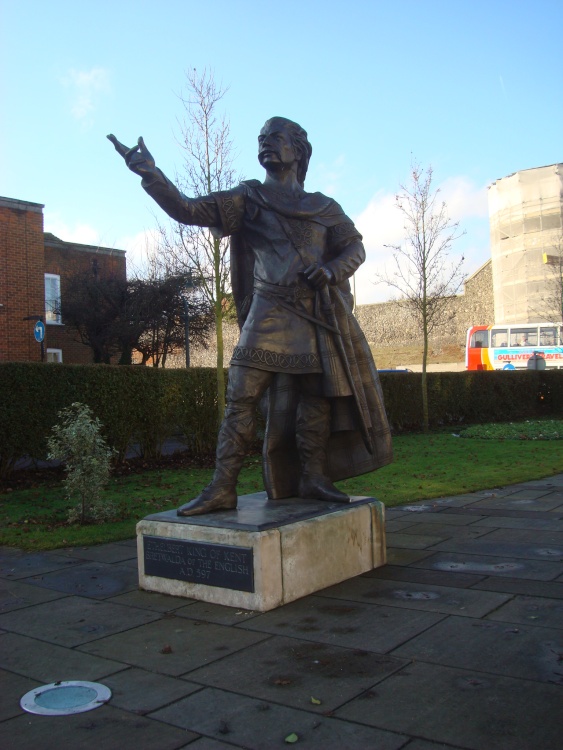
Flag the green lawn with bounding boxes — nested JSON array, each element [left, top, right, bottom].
[[1, 429, 562, 551]]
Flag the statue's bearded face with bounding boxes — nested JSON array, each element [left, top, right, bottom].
[[258, 122, 298, 170]]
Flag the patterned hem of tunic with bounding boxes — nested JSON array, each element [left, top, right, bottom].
[[231, 346, 322, 373]]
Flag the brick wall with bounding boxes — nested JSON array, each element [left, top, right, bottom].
[[44, 235, 126, 364], [0, 197, 45, 362], [0, 196, 126, 364]]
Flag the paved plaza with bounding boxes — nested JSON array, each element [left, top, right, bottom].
[[1, 476, 562, 749]]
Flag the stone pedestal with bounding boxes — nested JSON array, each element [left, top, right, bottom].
[[137, 492, 386, 612]]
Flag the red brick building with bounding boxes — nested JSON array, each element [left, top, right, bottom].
[[0, 196, 126, 364]]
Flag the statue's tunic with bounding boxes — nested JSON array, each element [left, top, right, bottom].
[[143, 173, 393, 497]]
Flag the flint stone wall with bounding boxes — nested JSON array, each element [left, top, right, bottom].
[[356, 260, 493, 348]]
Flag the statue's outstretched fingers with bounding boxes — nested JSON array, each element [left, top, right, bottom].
[[107, 134, 129, 157]]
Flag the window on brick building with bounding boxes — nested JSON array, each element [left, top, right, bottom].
[[45, 274, 61, 324], [46, 348, 63, 363]]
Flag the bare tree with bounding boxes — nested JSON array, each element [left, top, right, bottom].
[[61, 268, 212, 367], [156, 68, 238, 421], [376, 162, 465, 431], [61, 271, 128, 363], [132, 264, 214, 367]]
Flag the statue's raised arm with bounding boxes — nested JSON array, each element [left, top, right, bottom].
[[107, 134, 157, 182]]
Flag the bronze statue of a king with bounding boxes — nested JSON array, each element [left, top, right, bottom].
[[109, 117, 392, 516]]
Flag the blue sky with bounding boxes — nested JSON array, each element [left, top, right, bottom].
[[2, 0, 562, 303]]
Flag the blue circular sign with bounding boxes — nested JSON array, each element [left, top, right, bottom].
[[34, 320, 45, 343]]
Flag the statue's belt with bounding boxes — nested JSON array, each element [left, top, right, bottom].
[[253, 280, 339, 334]]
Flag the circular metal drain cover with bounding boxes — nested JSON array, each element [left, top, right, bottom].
[[20, 681, 111, 716]]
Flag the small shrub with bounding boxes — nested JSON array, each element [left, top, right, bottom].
[[47, 402, 116, 524]]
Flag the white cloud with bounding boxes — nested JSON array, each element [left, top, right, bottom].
[[61, 67, 111, 122], [118, 228, 161, 275], [311, 154, 346, 196], [438, 177, 488, 221], [44, 213, 101, 246], [352, 176, 489, 306]]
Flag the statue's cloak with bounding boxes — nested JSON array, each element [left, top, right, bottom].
[[229, 181, 392, 499]]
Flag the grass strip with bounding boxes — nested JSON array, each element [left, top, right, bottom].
[[1, 431, 562, 550], [460, 419, 563, 441]]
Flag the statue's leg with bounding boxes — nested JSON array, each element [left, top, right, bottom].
[[295, 376, 349, 503], [177, 366, 273, 516]]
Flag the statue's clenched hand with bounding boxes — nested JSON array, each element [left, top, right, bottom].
[[107, 135, 156, 180], [304, 263, 334, 290]]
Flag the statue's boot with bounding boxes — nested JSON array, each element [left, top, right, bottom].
[[177, 404, 255, 517], [296, 395, 350, 503]]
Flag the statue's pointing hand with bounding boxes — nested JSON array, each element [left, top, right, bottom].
[[107, 134, 156, 180]]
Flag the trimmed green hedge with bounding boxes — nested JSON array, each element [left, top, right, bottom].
[[1, 364, 562, 478], [0, 363, 219, 478], [378, 370, 563, 431]]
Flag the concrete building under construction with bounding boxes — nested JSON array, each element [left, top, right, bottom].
[[488, 163, 563, 324]]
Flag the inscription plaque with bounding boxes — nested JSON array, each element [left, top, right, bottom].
[[143, 536, 254, 592]]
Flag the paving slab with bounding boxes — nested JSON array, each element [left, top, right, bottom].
[[60, 543, 137, 563], [486, 595, 563, 629], [430, 538, 563, 562], [385, 532, 444, 549], [0, 705, 196, 750], [384, 508, 412, 519], [473, 515, 563, 530], [0, 596, 161, 646], [443, 505, 562, 520], [237, 594, 446, 653], [398, 522, 494, 539], [0, 631, 127, 682], [0, 549, 82, 580], [78, 617, 271, 676], [471, 576, 563, 599], [108, 588, 197, 612], [113, 538, 138, 548], [497, 488, 555, 500], [411, 551, 562, 580], [0, 669, 38, 721], [180, 739, 245, 750], [173, 600, 261, 626], [390, 503, 442, 513], [0, 578, 67, 613], [422, 493, 499, 507], [320, 577, 511, 618], [386, 549, 434, 566], [23, 561, 139, 599], [384, 519, 419, 532], [390, 511, 486, 525], [392, 615, 563, 684], [476, 527, 563, 545], [185, 634, 407, 712], [466, 493, 563, 512], [401, 741, 459, 750], [150, 686, 406, 750], [366, 564, 485, 588], [103, 667, 202, 714], [336, 661, 563, 750]]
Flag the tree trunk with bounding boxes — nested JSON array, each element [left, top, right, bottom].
[[214, 238, 226, 425], [421, 314, 429, 433]]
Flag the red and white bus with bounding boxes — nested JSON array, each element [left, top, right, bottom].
[[466, 323, 563, 370]]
